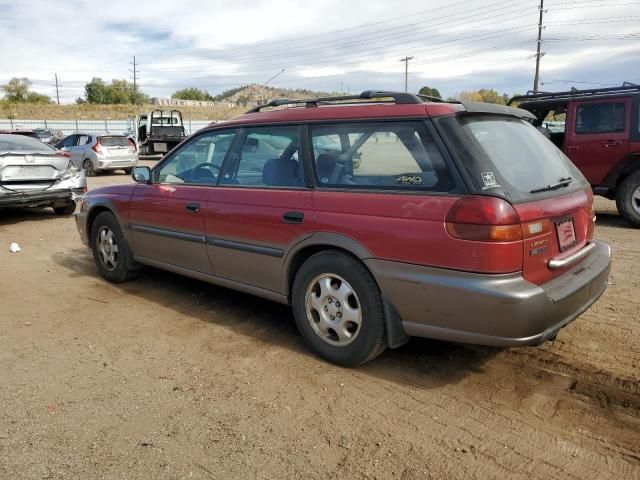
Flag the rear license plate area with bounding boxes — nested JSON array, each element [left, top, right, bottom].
[[555, 216, 577, 252], [154, 142, 167, 153], [2, 165, 50, 180]]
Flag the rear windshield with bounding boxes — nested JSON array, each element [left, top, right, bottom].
[[0, 134, 54, 152], [436, 115, 587, 202], [99, 136, 130, 147]]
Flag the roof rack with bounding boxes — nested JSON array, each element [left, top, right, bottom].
[[508, 82, 640, 105], [245, 90, 432, 113]]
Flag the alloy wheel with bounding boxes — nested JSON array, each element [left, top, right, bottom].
[[305, 273, 362, 346], [97, 226, 119, 271]]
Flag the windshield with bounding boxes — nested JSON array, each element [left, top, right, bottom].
[[0, 134, 55, 152], [436, 115, 586, 202], [99, 136, 130, 147]]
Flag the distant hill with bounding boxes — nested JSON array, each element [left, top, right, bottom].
[[214, 84, 335, 105]]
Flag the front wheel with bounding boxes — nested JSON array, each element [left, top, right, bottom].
[[616, 170, 640, 228], [291, 251, 386, 366], [90, 211, 139, 283]]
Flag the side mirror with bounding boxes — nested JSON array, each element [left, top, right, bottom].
[[132, 166, 151, 183]]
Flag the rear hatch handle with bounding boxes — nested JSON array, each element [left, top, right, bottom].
[[548, 242, 596, 270]]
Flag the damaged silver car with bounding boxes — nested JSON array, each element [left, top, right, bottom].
[[0, 134, 86, 215]]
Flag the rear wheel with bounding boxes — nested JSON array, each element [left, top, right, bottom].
[[292, 251, 386, 366], [90, 211, 138, 283], [53, 202, 76, 215], [83, 159, 96, 177], [615, 170, 640, 228]]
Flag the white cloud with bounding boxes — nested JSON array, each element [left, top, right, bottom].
[[1, 0, 638, 102]]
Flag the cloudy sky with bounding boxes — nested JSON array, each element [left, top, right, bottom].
[[1, 0, 639, 103]]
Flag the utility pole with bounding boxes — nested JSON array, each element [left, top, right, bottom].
[[54, 73, 60, 105], [400, 56, 414, 93], [533, 0, 545, 92], [130, 56, 138, 103]]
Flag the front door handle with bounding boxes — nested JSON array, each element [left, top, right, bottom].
[[283, 211, 304, 224], [185, 202, 201, 213]]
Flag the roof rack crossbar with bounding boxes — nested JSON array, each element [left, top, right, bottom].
[[245, 90, 427, 113], [508, 83, 640, 105]]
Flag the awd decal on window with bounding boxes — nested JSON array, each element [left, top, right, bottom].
[[481, 171, 501, 190], [395, 175, 423, 185]]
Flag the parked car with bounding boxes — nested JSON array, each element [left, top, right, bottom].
[[32, 128, 64, 145], [129, 110, 187, 156], [0, 133, 86, 214], [76, 90, 611, 366], [510, 83, 640, 227], [55, 133, 138, 177]]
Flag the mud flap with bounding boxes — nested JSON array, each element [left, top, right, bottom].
[[383, 297, 411, 349]]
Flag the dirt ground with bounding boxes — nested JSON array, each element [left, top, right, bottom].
[[0, 169, 638, 480]]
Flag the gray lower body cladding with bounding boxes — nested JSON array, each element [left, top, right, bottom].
[[365, 240, 611, 347]]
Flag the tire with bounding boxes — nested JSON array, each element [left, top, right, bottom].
[[291, 251, 387, 366], [123, 167, 133, 175], [83, 159, 96, 177], [615, 170, 640, 228], [53, 202, 76, 215], [90, 211, 139, 283]]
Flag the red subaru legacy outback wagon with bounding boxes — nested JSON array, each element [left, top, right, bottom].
[[76, 91, 611, 366]]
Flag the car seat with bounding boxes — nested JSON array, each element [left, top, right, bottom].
[[262, 157, 302, 187]]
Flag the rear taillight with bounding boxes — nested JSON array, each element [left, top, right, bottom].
[[445, 196, 523, 242], [92, 139, 103, 154], [128, 138, 137, 152]]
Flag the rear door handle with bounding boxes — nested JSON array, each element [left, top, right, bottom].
[[283, 211, 304, 224], [185, 202, 201, 213], [602, 140, 621, 147]]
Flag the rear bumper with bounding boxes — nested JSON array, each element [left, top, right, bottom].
[[0, 189, 76, 208], [97, 158, 138, 171], [365, 240, 611, 347]]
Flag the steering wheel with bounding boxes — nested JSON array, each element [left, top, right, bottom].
[[190, 162, 220, 183]]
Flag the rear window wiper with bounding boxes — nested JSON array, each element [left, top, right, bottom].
[[530, 177, 573, 194]]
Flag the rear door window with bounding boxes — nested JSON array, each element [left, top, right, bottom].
[[76, 135, 89, 146], [309, 121, 454, 191], [575, 102, 626, 134]]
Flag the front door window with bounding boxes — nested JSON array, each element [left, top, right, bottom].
[[154, 130, 237, 185]]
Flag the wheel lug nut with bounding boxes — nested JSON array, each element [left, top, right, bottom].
[[337, 312, 342, 318], [335, 302, 340, 307], [324, 306, 328, 311], [330, 315, 335, 320], [328, 298, 333, 303]]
